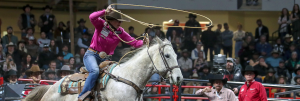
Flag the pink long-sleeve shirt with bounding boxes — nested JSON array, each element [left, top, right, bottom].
[[89, 10, 143, 55]]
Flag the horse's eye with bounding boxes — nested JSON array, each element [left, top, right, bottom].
[[165, 54, 170, 58]]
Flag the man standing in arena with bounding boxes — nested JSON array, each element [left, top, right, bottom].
[[238, 65, 267, 101]]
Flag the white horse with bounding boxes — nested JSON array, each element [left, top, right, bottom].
[[28, 37, 183, 101]]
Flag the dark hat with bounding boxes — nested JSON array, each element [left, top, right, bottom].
[[209, 74, 227, 84], [25, 65, 44, 76], [242, 65, 258, 78], [223, 23, 228, 26], [103, 10, 130, 22], [6, 42, 15, 47], [77, 18, 86, 24], [266, 68, 275, 73], [56, 52, 64, 58], [58, 21, 66, 27], [187, 13, 197, 18], [4, 70, 18, 82], [42, 5, 52, 10], [18, 40, 26, 45], [7, 26, 13, 30], [43, 44, 49, 48], [200, 65, 210, 72], [22, 4, 33, 11], [294, 75, 300, 83], [57, 65, 74, 76], [295, 68, 300, 74], [45, 70, 56, 76]]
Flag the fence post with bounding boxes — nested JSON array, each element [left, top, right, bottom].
[[178, 84, 182, 101], [158, 86, 161, 101], [170, 84, 173, 101], [173, 85, 178, 101]]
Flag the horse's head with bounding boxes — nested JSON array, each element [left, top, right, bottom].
[[150, 37, 183, 86]]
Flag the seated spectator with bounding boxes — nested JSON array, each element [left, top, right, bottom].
[[18, 40, 27, 54], [166, 19, 183, 39], [291, 68, 300, 85], [253, 57, 271, 82], [198, 66, 212, 86], [3, 54, 17, 72], [55, 53, 64, 69], [249, 52, 260, 67], [275, 60, 291, 83], [49, 40, 59, 54], [0, 44, 6, 62], [172, 37, 183, 58], [128, 26, 137, 38], [61, 44, 73, 62], [26, 36, 39, 60], [75, 48, 85, 64], [291, 75, 300, 98], [47, 61, 58, 72], [284, 44, 300, 60], [77, 32, 91, 49], [57, 65, 74, 80], [21, 54, 33, 72], [286, 51, 300, 74], [178, 49, 192, 78], [37, 32, 51, 51], [168, 30, 179, 43], [22, 28, 35, 43], [273, 38, 284, 56], [159, 79, 171, 96], [25, 65, 44, 84], [282, 34, 293, 51], [241, 35, 254, 49], [240, 42, 256, 68], [265, 50, 283, 68], [54, 21, 67, 40], [263, 68, 277, 83], [193, 50, 208, 71], [68, 57, 76, 70], [255, 35, 272, 57], [272, 75, 288, 97], [4, 70, 18, 84], [183, 73, 201, 98], [6, 42, 23, 71], [45, 70, 57, 81], [191, 42, 205, 61], [235, 57, 243, 70], [38, 44, 56, 70]]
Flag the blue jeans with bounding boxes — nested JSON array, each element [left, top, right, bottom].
[[78, 50, 106, 97], [235, 41, 243, 58]]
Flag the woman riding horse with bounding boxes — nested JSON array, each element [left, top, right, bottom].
[[78, 5, 148, 100]]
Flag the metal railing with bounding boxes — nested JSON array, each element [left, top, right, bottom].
[[274, 89, 300, 99]]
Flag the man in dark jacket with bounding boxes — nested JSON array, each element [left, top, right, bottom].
[[255, 19, 269, 42], [2, 26, 19, 50], [38, 5, 57, 40], [184, 14, 201, 39], [275, 60, 291, 83], [18, 4, 36, 37], [166, 20, 183, 39], [239, 42, 256, 68], [38, 44, 56, 70], [224, 58, 245, 95], [201, 24, 217, 61]]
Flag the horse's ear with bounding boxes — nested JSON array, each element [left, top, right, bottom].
[[155, 36, 163, 45]]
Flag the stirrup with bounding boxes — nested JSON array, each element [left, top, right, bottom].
[[78, 91, 91, 101]]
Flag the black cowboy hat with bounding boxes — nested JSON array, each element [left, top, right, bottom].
[[242, 65, 258, 78], [59, 21, 66, 27], [42, 5, 52, 10], [294, 75, 300, 83], [4, 70, 18, 82], [57, 65, 74, 76], [22, 4, 33, 11], [77, 18, 86, 24], [187, 13, 197, 18], [209, 74, 227, 84], [102, 10, 130, 22]]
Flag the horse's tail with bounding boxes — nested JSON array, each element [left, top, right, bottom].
[[21, 85, 52, 101]]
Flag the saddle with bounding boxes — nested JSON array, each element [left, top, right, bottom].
[[58, 61, 115, 99]]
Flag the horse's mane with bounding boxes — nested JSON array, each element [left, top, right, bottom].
[[119, 37, 159, 64]]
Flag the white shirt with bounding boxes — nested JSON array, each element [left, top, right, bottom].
[[258, 26, 263, 36], [178, 57, 192, 69]]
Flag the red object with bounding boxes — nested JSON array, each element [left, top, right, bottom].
[[238, 81, 268, 101], [0, 77, 3, 85], [147, 96, 209, 100], [172, 85, 178, 101]]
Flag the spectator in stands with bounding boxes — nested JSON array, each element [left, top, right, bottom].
[[278, 8, 292, 40], [178, 49, 193, 78], [291, 75, 300, 97], [191, 35, 199, 47], [166, 20, 183, 39], [2, 26, 18, 48], [184, 14, 201, 39], [55, 53, 64, 69], [253, 57, 270, 82], [77, 32, 91, 49], [168, 30, 179, 43], [57, 65, 74, 80], [249, 53, 263, 67], [265, 50, 283, 68], [5, 42, 23, 74], [198, 66, 212, 86], [291, 4, 300, 41], [241, 35, 254, 50], [26, 36, 39, 60], [38, 44, 56, 70], [224, 58, 245, 94], [49, 40, 59, 54], [275, 60, 291, 83], [38, 5, 57, 40], [172, 37, 183, 58], [191, 42, 205, 61], [75, 18, 88, 44], [201, 24, 217, 61], [18, 40, 27, 55], [291, 68, 300, 84], [37, 32, 51, 51], [128, 26, 137, 38], [75, 48, 85, 63], [286, 51, 300, 74], [18, 4, 36, 37], [54, 21, 67, 41], [0, 44, 6, 62], [154, 25, 165, 39], [255, 35, 272, 57], [25, 65, 43, 84], [21, 54, 33, 72], [68, 57, 76, 70], [4, 70, 18, 84], [255, 19, 269, 42], [48, 61, 57, 72], [240, 42, 256, 68], [61, 44, 73, 62], [272, 75, 288, 97], [45, 70, 56, 81], [183, 73, 201, 101], [22, 28, 35, 43], [222, 23, 233, 57], [284, 44, 300, 60], [214, 24, 222, 55], [235, 57, 243, 70], [283, 34, 293, 51], [263, 68, 277, 83], [193, 51, 208, 71], [273, 38, 284, 56], [3, 54, 17, 72], [233, 24, 245, 58]]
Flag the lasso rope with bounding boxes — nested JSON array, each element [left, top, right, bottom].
[[103, 3, 213, 64]]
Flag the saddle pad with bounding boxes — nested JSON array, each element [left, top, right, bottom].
[[99, 63, 117, 90], [58, 75, 85, 94]]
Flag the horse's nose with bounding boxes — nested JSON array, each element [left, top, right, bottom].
[[177, 76, 181, 81]]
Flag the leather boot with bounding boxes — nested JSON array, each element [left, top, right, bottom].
[[78, 91, 91, 101]]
